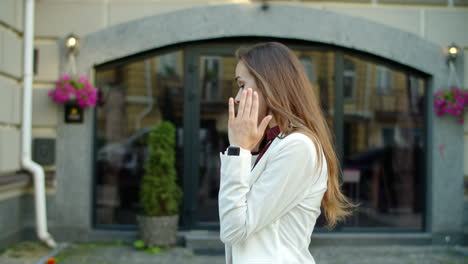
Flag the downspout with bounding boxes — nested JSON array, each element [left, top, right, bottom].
[[22, 0, 57, 248]]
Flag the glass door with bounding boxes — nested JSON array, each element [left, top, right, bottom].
[[184, 45, 239, 229]]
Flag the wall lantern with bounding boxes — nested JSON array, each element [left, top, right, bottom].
[[447, 42, 459, 64], [65, 34, 79, 55]]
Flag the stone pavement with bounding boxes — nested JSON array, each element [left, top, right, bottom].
[[1, 242, 467, 264]]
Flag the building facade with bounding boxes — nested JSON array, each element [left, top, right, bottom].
[[1, 0, 467, 248]]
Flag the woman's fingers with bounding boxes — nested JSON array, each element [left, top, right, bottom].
[[244, 88, 253, 119], [228, 97, 235, 122], [229, 88, 269, 148], [250, 91, 259, 122], [237, 89, 247, 118], [258, 115, 273, 135]]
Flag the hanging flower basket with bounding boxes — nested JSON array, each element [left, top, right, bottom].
[[433, 87, 468, 124], [48, 74, 99, 108]]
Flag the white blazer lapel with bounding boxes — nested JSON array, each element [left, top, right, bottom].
[[248, 135, 283, 187]]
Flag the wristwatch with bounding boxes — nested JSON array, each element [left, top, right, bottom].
[[227, 146, 240, 156]]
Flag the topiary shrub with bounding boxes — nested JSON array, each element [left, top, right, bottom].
[[140, 121, 183, 216]]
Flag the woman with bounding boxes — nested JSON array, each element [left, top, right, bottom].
[[218, 42, 355, 263]]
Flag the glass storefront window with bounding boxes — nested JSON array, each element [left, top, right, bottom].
[[341, 54, 426, 229], [94, 51, 184, 226], [92, 41, 427, 231]]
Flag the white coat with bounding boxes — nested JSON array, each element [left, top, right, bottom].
[[218, 131, 328, 264]]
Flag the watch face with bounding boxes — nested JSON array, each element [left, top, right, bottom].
[[228, 146, 240, 156]]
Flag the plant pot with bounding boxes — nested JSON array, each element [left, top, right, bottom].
[[137, 214, 179, 247]]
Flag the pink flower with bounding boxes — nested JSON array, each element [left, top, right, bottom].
[[61, 74, 71, 81], [48, 74, 99, 108], [434, 87, 467, 124]]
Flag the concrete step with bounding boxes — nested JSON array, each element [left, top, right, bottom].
[[180, 230, 224, 255], [180, 230, 436, 251]]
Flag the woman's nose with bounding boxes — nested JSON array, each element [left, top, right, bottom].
[[234, 90, 242, 104]]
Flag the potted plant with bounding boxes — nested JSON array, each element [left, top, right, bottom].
[[137, 121, 183, 247], [433, 86, 468, 124]]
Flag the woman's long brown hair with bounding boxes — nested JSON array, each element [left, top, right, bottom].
[[235, 42, 356, 228]]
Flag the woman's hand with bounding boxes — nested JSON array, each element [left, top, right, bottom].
[[251, 134, 265, 152], [228, 88, 272, 151]]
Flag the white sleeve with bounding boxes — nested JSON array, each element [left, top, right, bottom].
[[218, 136, 321, 245]]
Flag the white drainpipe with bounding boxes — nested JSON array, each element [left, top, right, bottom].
[[22, 0, 57, 248]]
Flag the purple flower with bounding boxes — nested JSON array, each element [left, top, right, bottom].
[[434, 87, 467, 124], [48, 74, 99, 108]]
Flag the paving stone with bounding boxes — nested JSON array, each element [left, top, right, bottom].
[[2, 243, 467, 264], [51, 244, 468, 264]]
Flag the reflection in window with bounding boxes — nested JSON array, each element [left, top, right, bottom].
[[201, 56, 222, 102], [343, 58, 357, 102], [94, 51, 184, 226], [158, 52, 178, 77], [295, 50, 335, 129], [299, 55, 316, 84], [408, 76, 424, 115], [342, 55, 425, 229], [376, 65, 393, 94]]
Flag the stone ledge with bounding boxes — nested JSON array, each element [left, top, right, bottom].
[[0, 171, 56, 187]]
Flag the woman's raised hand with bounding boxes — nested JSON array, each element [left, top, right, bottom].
[[228, 88, 272, 151]]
